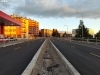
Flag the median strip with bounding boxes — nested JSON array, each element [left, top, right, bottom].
[[50, 40, 80, 75], [21, 39, 80, 75]]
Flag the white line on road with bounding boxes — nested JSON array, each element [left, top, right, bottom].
[[70, 42, 100, 50], [90, 53, 100, 58]]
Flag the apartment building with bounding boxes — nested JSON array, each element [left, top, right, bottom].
[[9, 14, 39, 38], [33, 20, 39, 37], [10, 14, 28, 38], [41, 29, 52, 37]]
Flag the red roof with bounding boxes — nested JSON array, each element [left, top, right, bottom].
[[0, 10, 21, 25]]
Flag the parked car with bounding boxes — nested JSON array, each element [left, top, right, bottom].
[[0, 38, 9, 43], [9, 37, 17, 41]]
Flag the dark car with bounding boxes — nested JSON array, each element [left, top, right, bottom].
[[10, 37, 17, 41]]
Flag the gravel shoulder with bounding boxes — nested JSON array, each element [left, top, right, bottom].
[[31, 39, 71, 75]]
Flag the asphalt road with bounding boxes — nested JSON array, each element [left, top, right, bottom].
[[0, 38, 45, 75], [50, 38, 100, 75]]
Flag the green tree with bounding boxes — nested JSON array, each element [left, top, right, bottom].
[[52, 29, 55, 37], [75, 20, 91, 37], [39, 31, 42, 37], [52, 29, 60, 37], [62, 31, 67, 37], [95, 30, 100, 37]]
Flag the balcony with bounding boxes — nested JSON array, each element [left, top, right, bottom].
[[21, 30, 26, 33], [21, 25, 26, 28]]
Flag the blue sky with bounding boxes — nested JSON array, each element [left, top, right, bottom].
[[0, 0, 100, 34]]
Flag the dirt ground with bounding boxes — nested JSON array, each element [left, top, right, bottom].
[[31, 39, 71, 75]]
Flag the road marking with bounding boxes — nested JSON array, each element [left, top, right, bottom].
[[71, 46, 75, 48], [14, 47, 20, 50], [71, 42, 100, 50], [90, 53, 100, 58]]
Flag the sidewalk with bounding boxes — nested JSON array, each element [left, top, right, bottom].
[[0, 39, 29, 48]]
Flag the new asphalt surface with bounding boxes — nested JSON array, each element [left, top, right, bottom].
[[0, 38, 45, 75], [50, 38, 100, 75]]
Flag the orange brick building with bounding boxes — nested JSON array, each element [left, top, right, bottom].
[[4, 14, 40, 38], [28, 19, 39, 37], [41, 29, 52, 37]]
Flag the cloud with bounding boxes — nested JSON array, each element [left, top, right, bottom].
[[0, 2, 10, 10], [0, 1, 18, 14], [0, 0, 100, 19], [12, 0, 76, 18]]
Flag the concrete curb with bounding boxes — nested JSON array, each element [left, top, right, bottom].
[[21, 39, 46, 75], [50, 40, 81, 75]]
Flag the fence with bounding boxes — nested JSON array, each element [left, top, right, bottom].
[[71, 37, 100, 43], [0, 38, 34, 47]]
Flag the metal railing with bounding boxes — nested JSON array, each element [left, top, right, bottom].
[[71, 37, 100, 44]]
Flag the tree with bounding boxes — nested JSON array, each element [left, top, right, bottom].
[[52, 29, 55, 37], [75, 20, 91, 38], [95, 30, 100, 37], [52, 29, 60, 37], [39, 31, 42, 37], [62, 31, 67, 37]]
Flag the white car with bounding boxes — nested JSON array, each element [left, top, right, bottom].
[[0, 38, 9, 42], [9, 38, 17, 41]]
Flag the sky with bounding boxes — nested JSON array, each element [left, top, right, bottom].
[[0, 0, 100, 34]]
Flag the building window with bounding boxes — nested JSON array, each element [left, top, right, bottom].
[[11, 29, 13, 32]]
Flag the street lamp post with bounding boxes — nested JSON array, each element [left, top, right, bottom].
[[64, 25, 68, 37], [76, 11, 83, 41]]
